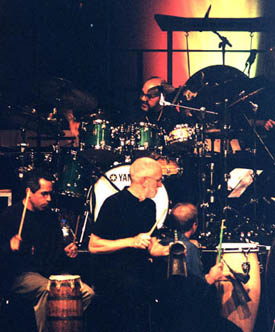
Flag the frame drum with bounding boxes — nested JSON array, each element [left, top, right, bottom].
[[47, 275, 83, 332], [89, 164, 169, 229], [216, 243, 261, 332]]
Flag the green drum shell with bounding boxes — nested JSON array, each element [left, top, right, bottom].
[[135, 122, 164, 151], [80, 119, 112, 150], [57, 150, 87, 198]]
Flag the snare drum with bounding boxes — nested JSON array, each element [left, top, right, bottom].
[[165, 124, 195, 152], [156, 157, 181, 176], [89, 164, 169, 229], [47, 275, 83, 332], [216, 243, 261, 332]]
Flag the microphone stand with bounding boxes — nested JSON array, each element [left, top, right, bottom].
[[159, 94, 218, 116], [213, 31, 232, 65]]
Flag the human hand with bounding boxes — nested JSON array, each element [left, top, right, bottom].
[[205, 262, 233, 284], [264, 119, 275, 131], [10, 234, 22, 251], [132, 233, 151, 249], [64, 242, 78, 258]]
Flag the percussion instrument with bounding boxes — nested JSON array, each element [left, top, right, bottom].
[[165, 124, 195, 152], [216, 243, 261, 332], [47, 275, 83, 332], [56, 149, 88, 199], [132, 122, 164, 151], [79, 119, 114, 161], [156, 157, 182, 176], [113, 122, 165, 156], [89, 164, 169, 228]]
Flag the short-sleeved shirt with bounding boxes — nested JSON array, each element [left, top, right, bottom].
[[92, 188, 157, 272]]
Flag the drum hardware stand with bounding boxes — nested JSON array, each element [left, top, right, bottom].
[[78, 188, 93, 248], [239, 106, 275, 232], [219, 98, 234, 242], [16, 128, 32, 178], [196, 108, 209, 235]]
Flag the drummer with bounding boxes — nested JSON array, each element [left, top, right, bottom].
[[128, 76, 192, 134], [0, 169, 94, 332]]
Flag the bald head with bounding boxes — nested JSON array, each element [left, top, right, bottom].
[[142, 77, 165, 94], [130, 157, 162, 182], [171, 203, 198, 233]]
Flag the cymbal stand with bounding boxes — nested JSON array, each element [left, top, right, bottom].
[[196, 108, 208, 235], [220, 99, 232, 236], [241, 106, 275, 231], [17, 128, 31, 178]]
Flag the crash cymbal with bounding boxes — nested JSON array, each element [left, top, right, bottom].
[[30, 76, 98, 117], [28, 136, 75, 141], [0, 105, 61, 134]]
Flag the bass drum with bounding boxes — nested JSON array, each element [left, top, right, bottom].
[[89, 164, 169, 229]]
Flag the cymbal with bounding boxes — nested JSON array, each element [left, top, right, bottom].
[[28, 136, 75, 141], [0, 106, 62, 134], [30, 76, 98, 117]]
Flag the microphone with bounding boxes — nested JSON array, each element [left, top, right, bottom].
[[249, 101, 258, 112], [159, 93, 171, 107]]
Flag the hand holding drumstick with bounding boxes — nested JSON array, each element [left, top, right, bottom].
[[10, 188, 31, 252]]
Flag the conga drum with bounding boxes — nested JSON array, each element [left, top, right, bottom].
[[216, 243, 261, 332], [47, 275, 83, 332]]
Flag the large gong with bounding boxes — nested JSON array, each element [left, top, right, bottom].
[[181, 65, 249, 126]]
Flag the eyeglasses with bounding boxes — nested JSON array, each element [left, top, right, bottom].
[[140, 91, 160, 100]]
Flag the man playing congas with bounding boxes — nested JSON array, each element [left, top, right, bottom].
[[0, 169, 94, 332]]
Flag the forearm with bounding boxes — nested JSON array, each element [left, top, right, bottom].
[[149, 238, 170, 257], [89, 233, 134, 254]]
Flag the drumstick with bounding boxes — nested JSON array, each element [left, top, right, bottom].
[[73, 215, 81, 243], [148, 208, 168, 236], [18, 188, 31, 237], [217, 219, 225, 263]]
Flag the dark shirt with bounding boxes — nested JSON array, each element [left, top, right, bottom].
[[92, 188, 156, 272], [159, 228, 204, 280], [128, 106, 187, 135], [0, 202, 70, 280]]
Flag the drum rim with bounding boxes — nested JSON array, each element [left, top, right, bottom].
[[49, 275, 81, 281]]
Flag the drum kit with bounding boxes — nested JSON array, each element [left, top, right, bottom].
[[0, 67, 274, 249]]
